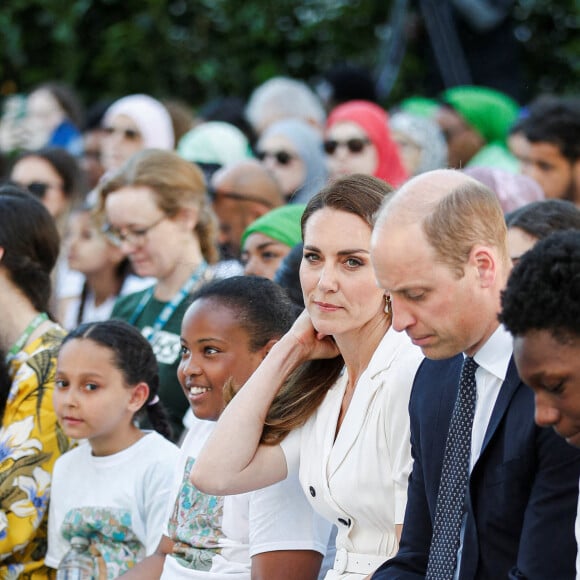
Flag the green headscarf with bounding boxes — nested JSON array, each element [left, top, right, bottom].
[[241, 204, 306, 250], [441, 86, 519, 145]]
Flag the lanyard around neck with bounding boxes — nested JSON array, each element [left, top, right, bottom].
[[7, 312, 49, 357], [128, 261, 208, 335]]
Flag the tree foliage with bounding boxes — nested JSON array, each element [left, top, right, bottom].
[[0, 0, 578, 111]]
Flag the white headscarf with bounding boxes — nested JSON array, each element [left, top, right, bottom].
[[103, 94, 174, 150], [177, 121, 251, 165]]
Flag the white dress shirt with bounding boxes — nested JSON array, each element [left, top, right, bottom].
[[454, 323, 514, 578]]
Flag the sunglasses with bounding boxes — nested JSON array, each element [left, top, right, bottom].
[[323, 137, 371, 155], [103, 126, 141, 141], [255, 150, 296, 166]]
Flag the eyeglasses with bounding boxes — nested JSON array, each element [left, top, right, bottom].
[[206, 186, 276, 209], [102, 215, 166, 247], [255, 150, 296, 165], [103, 126, 141, 141], [16, 181, 63, 199], [323, 137, 371, 155]]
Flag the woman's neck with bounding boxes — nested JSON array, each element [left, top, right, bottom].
[[154, 239, 205, 302], [0, 283, 44, 352], [85, 268, 123, 307], [335, 314, 391, 389]]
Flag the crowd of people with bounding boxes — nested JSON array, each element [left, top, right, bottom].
[[0, 69, 580, 580]]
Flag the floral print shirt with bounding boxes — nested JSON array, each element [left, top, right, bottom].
[[0, 323, 70, 579]]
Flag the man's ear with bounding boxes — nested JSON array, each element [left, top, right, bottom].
[[0, 247, 4, 262], [471, 244, 497, 288]]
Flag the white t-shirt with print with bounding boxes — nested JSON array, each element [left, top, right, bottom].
[[46, 432, 179, 578], [160, 417, 332, 579]]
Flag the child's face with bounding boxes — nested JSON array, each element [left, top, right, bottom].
[[66, 211, 123, 276], [178, 298, 269, 421], [54, 338, 144, 456]]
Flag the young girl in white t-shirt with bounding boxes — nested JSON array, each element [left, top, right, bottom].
[[45, 319, 179, 578]]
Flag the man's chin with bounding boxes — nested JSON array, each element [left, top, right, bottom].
[[418, 341, 458, 361]]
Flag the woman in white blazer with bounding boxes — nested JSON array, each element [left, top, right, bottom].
[[191, 174, 423, 580]]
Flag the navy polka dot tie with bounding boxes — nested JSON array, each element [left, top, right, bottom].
[[426, 356, 479, 580]]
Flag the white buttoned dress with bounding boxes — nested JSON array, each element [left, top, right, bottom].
[[280, 327, 424, 579]]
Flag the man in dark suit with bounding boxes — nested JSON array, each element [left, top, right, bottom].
[[370, 170, 580, 579]]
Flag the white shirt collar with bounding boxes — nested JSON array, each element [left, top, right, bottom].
[[470, 323, 513, 383]]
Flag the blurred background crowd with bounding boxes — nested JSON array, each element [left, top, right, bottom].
[[1, 0, 580, 577]]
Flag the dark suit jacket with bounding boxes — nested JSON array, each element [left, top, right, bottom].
[[373, 355, 580, 580]]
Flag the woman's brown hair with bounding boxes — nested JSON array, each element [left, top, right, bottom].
[[261, 173, 393, 444], [97, 149, 219, 264]]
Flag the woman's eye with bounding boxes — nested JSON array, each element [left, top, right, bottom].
[[55, 378, 67, 389], [345, 257, 363, 268], [303, 252, 319, 263], [180, 345, 190, 358], [261, 251, 280, 261], [204, 346, 219, 356], [84, 382, 99, 392], [405, 290, 425, 301]]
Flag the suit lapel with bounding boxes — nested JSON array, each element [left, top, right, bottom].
[[479, 357, 521, 457]]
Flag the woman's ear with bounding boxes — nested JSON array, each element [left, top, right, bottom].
[[0, 247, 4, 262], [258, 338, 279, 360], [176, 206, 200, 232], [128, 382, 150, 412]]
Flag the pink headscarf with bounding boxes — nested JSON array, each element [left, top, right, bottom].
[[326, 100, 408, 187], [463, 167, 545, 214]]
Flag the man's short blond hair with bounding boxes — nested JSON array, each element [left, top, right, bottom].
[[377, 170, 509, 277]]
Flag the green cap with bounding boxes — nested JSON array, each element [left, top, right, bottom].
[[241, 204, 306, 250], [441, 86, 519, 145]]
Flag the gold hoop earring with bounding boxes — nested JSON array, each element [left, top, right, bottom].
[[384, 294, 392, 316]]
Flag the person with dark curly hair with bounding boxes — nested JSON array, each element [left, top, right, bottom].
[[499, 230, 580, 577], [500, 230, 580, 442]]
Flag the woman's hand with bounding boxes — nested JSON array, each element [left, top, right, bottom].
[[285, 309, 341, 362]]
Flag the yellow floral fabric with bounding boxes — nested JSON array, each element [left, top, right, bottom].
[[0, 323, 70, 579]]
